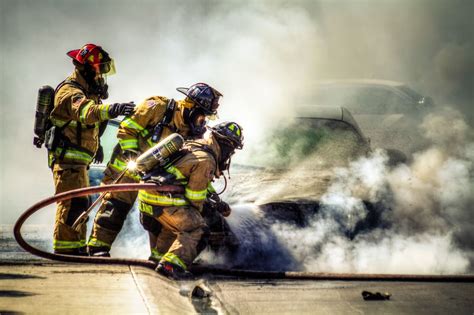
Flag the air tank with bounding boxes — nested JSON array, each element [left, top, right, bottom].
[[33, 85, 55, 148], [136, 133, 184, 173]]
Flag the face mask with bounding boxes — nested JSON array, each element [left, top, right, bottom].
[[218, 141, 235, 172], [187, 108, 207, 137], [94, 75, 109, 99]]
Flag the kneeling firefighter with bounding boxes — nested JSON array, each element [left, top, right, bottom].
[[137, 122, 244, 279], [38, 44, 136, 255], [87, 83, 223, 257]]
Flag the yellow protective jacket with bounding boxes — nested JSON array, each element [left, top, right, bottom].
[[138, 136, 221, 213], [49, 69, 111, 166], [108, 96, 192, 174]]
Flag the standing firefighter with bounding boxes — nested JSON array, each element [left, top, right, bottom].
[[138, 122, 244, 279], [87, 83, 222, 257], [49, 44, 135, 255]]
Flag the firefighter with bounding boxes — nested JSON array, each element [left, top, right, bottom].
[[50, 44, 135, 255], [87, 83, 223, 258], [138, 122, 244, 279]]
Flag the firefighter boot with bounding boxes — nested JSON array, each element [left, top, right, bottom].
[[87, 246, 111, 257], [155, 261, 192, 280], [88, 199, 132, 257], [54, 246, 88, 256]]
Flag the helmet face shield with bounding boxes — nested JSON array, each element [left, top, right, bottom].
[[93, 58, 116, 76]]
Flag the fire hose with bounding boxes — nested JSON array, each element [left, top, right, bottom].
[[14, 184, 474, 282], [13, 183, 179, 269]]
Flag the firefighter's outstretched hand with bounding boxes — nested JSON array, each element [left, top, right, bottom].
[[108, 102, 135, 118], [216, 201, 231, 217], [93, 145, 104, 164]]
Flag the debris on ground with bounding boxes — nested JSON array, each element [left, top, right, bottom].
[[361, 290, 391, 301]]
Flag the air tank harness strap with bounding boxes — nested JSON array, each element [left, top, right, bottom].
[[57, 120, 72, 161], [53, 79, 95, 162], [185, 142, 228, 194], [150, 99, 177, 143], [186, 142, 218, 165]]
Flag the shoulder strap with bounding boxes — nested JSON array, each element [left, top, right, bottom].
[[163, 98, 176, 125], [151, 99, 177, 142], [54, 79, 88, 146], [186, 142, 218, 165], [55, 79, 86, 96]]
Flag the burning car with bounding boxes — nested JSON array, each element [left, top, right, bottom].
[[226, 106, 389, 236], [207, 106, 396, 270]]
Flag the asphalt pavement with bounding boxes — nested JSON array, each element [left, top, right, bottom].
[[1, 225, 473, 314]]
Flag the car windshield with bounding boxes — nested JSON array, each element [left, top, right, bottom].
[[247, 118, 368, 170], [398, 85, 423, 102], [313, 85, 413, 114]]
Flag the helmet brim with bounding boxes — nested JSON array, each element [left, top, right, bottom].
[[67, 49, 81, 61], [176, 87, 189, 97]]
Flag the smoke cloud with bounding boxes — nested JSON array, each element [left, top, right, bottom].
[[222, 110, 473, 274]]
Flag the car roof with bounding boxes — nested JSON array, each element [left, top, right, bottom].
[[295, 106, 365, 138], [315, 79, 406, 87]]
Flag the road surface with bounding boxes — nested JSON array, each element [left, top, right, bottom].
[[1, 225, 473, 314]]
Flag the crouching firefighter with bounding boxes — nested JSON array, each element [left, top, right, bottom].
[[34, 44, 136, 255], [137, 122, 244, 279], [87, 83, 223, 257]]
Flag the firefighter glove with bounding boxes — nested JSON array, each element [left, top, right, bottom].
[[216, 201, 231, 217], [93, 145, 104, 164], [208, 192, 221, 204], [108, 102, 135, 118]]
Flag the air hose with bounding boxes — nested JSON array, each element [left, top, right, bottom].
[[14, 184, 474, 282]]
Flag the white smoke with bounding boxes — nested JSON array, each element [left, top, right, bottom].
[[262, 110, 474, 274]]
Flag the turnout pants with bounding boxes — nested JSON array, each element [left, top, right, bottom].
[[146, 205, 207, 269], [88, 167, 138, 249], [52, 164, 90, 252]]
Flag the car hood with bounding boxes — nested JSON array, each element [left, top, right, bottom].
[[226, 165, 371, 205]]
